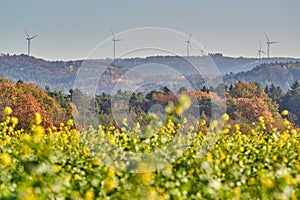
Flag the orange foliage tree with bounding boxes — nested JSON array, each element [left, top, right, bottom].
[[16, 82, 67, 124], [236, 97, 273, 123], [12, 94, 53, 130], [0, 81, 22, 117], [230, 81, 280, 119]]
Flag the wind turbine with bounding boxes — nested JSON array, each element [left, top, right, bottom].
[[265, 33, 278, 58], [111, 29, 122, 60], [184, 34, 192, 57], [25, 30, 37, 56], [257, 40, 266, 59], [199, 45, 207, 55]]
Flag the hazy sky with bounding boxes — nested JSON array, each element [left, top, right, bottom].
[[0, 0, 299, 60]]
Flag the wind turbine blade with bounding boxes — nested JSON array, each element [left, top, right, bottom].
[[264, 33, 270, 42], [25, 30, 29, 37], [189, 34, 192, 42], [259, 40, 262, 50], [30, 35, 38, 39], [110, 29, 115, 39]]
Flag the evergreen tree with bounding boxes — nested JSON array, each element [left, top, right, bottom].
[[282, 81, 300, 125], [265, 84, 285, 105]]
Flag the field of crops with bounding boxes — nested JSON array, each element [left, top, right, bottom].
[[1, 107, 300, 199]]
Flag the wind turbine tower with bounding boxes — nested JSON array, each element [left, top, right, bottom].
[[184, 34, 192, 57], [265, 33, 278, 58], [257, 40, 266, 59], [111, 29, 122, 60], [25, 30, 37, 56]]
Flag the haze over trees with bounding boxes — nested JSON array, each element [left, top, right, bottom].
[[1, 54, 299, 93]]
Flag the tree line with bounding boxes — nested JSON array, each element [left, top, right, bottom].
[[1, 76, 300, 132]]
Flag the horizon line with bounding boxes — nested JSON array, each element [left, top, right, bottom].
[[1, 52, 300, 62]]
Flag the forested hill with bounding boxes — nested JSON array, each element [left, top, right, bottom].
[[223, 61, 300, 90], [0, 53, 299, 92], [0, 54, 82, 92]]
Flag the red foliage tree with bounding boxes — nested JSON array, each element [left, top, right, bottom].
[[12, 94, 53, 130]]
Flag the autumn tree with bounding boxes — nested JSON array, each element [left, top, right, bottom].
[[0, 77, 68, 129], [0, 80, 22, 117], [16, 82, 68, 124], [236, 97, 273, 123], [12, 94, 53, 130], [229, 81, 280, 119]]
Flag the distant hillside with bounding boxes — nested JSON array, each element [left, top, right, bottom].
[[0, 54, 81, 92], [223, 61, 300, 90], [112, 53, 299, 74], [0, 53, 299, 92]]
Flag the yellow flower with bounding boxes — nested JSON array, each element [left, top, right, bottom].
[[205, 152, 213, 162], [122, 118, 128, 127], [73, 174, 79, 180], [139, 172, 153, 185], [189, 126, 194, 131], [222, 113, 230, 121], [220, 151, 226, 159], [34, 113, 42, 125], [291, 129, 297, 135], [31, 125, 45, 143], [54, 165, 62, 173], [65, 165, 72, 171], [284, 120, 290, 126], [235, 124, 240, 131], [179, 94, 191, 110], [188, 168, 195, 175], [8, 126, 14, 133], [175, 106, 183, 115], [107, 167, 116, 178], [184, 150, 190, 157], [18, 188, 37, 200], [84, 189, 95, 200], [239, 146, 245, 152], [0, 152, 12, 166], [135, 122, 141, 129], [258, 116, 264, 123], [148, 187, 158, 200], [92, 158, 101, 166], [11, 116, 19, 126], [108, 134, 116, 144], [165, 103, 175, 114], [260, 174, 274, 188], [222, 128, 230, 134], [66, 175, 72, 182], [233, 187, 241, 199], [284, 173, 297, 185], [248, 177, 256, 185], [67, 119, 74, 127], [4, 106, 12, 115], [282, 110, 289, 116], [104, 178, 117, 192]]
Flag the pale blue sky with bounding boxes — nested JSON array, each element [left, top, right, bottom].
[[0, 0, 299, 60]]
